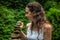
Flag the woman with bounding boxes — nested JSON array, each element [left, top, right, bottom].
[[12, 2, 53, 40]]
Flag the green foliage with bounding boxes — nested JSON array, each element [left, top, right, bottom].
[[46, 8, 60, 40], [0, 0, 30, 9], [44, 1, 57, 10], [0, 0, 60, 40], [0, 6, 15, 40], [0, 6, 28, 40]]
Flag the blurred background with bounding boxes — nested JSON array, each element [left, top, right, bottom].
[[0, 0, 60, 40]]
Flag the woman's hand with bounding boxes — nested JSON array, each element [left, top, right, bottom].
[[16, 21, 24, 31], [15, 21, 27, 40]]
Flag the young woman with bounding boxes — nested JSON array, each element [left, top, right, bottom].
[[12, 2, 53, 40]]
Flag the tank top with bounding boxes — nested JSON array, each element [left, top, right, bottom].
[[26, 23, 44, 40]]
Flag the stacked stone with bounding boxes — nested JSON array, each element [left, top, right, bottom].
[[11, 21, 23, 40]]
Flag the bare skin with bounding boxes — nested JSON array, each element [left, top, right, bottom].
[[20, 7, 52, 40], [12, 7, 53, 40], [18, 22, 52, 40]]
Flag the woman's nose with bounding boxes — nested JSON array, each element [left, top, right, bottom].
[[25, 14, 27, 17]]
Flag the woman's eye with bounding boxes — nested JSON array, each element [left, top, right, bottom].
[[26, 12, 28, 14]]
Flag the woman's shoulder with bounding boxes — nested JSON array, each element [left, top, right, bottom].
[[43, 23, 53, 30], [26, 23, 31, 28]]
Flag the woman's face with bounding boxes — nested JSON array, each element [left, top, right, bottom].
[[25, 7, 34, 21]]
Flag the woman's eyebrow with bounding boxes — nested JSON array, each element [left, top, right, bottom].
[[25, 11, 28, 13]]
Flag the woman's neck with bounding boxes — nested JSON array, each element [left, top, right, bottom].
[[30, 20, 36, 25]]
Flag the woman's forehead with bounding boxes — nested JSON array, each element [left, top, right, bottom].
[[25, 7, 29, 11]]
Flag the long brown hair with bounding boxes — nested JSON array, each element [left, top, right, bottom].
[[26, 2, 50, 33]]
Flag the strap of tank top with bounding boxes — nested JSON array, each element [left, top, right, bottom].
[[37, 28, 43, 40]]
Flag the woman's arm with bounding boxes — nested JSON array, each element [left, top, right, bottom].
[[44, 24, 53, 40], [11, 21, 27, 40], [19, 31, 27, 40], [16, 21, 27, 40], [11, 30, 27, 40]]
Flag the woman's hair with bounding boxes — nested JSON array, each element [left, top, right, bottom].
[[26, 2, 50, 33]]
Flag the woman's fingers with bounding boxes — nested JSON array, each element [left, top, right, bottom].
[[16, 21, 23, 28]]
